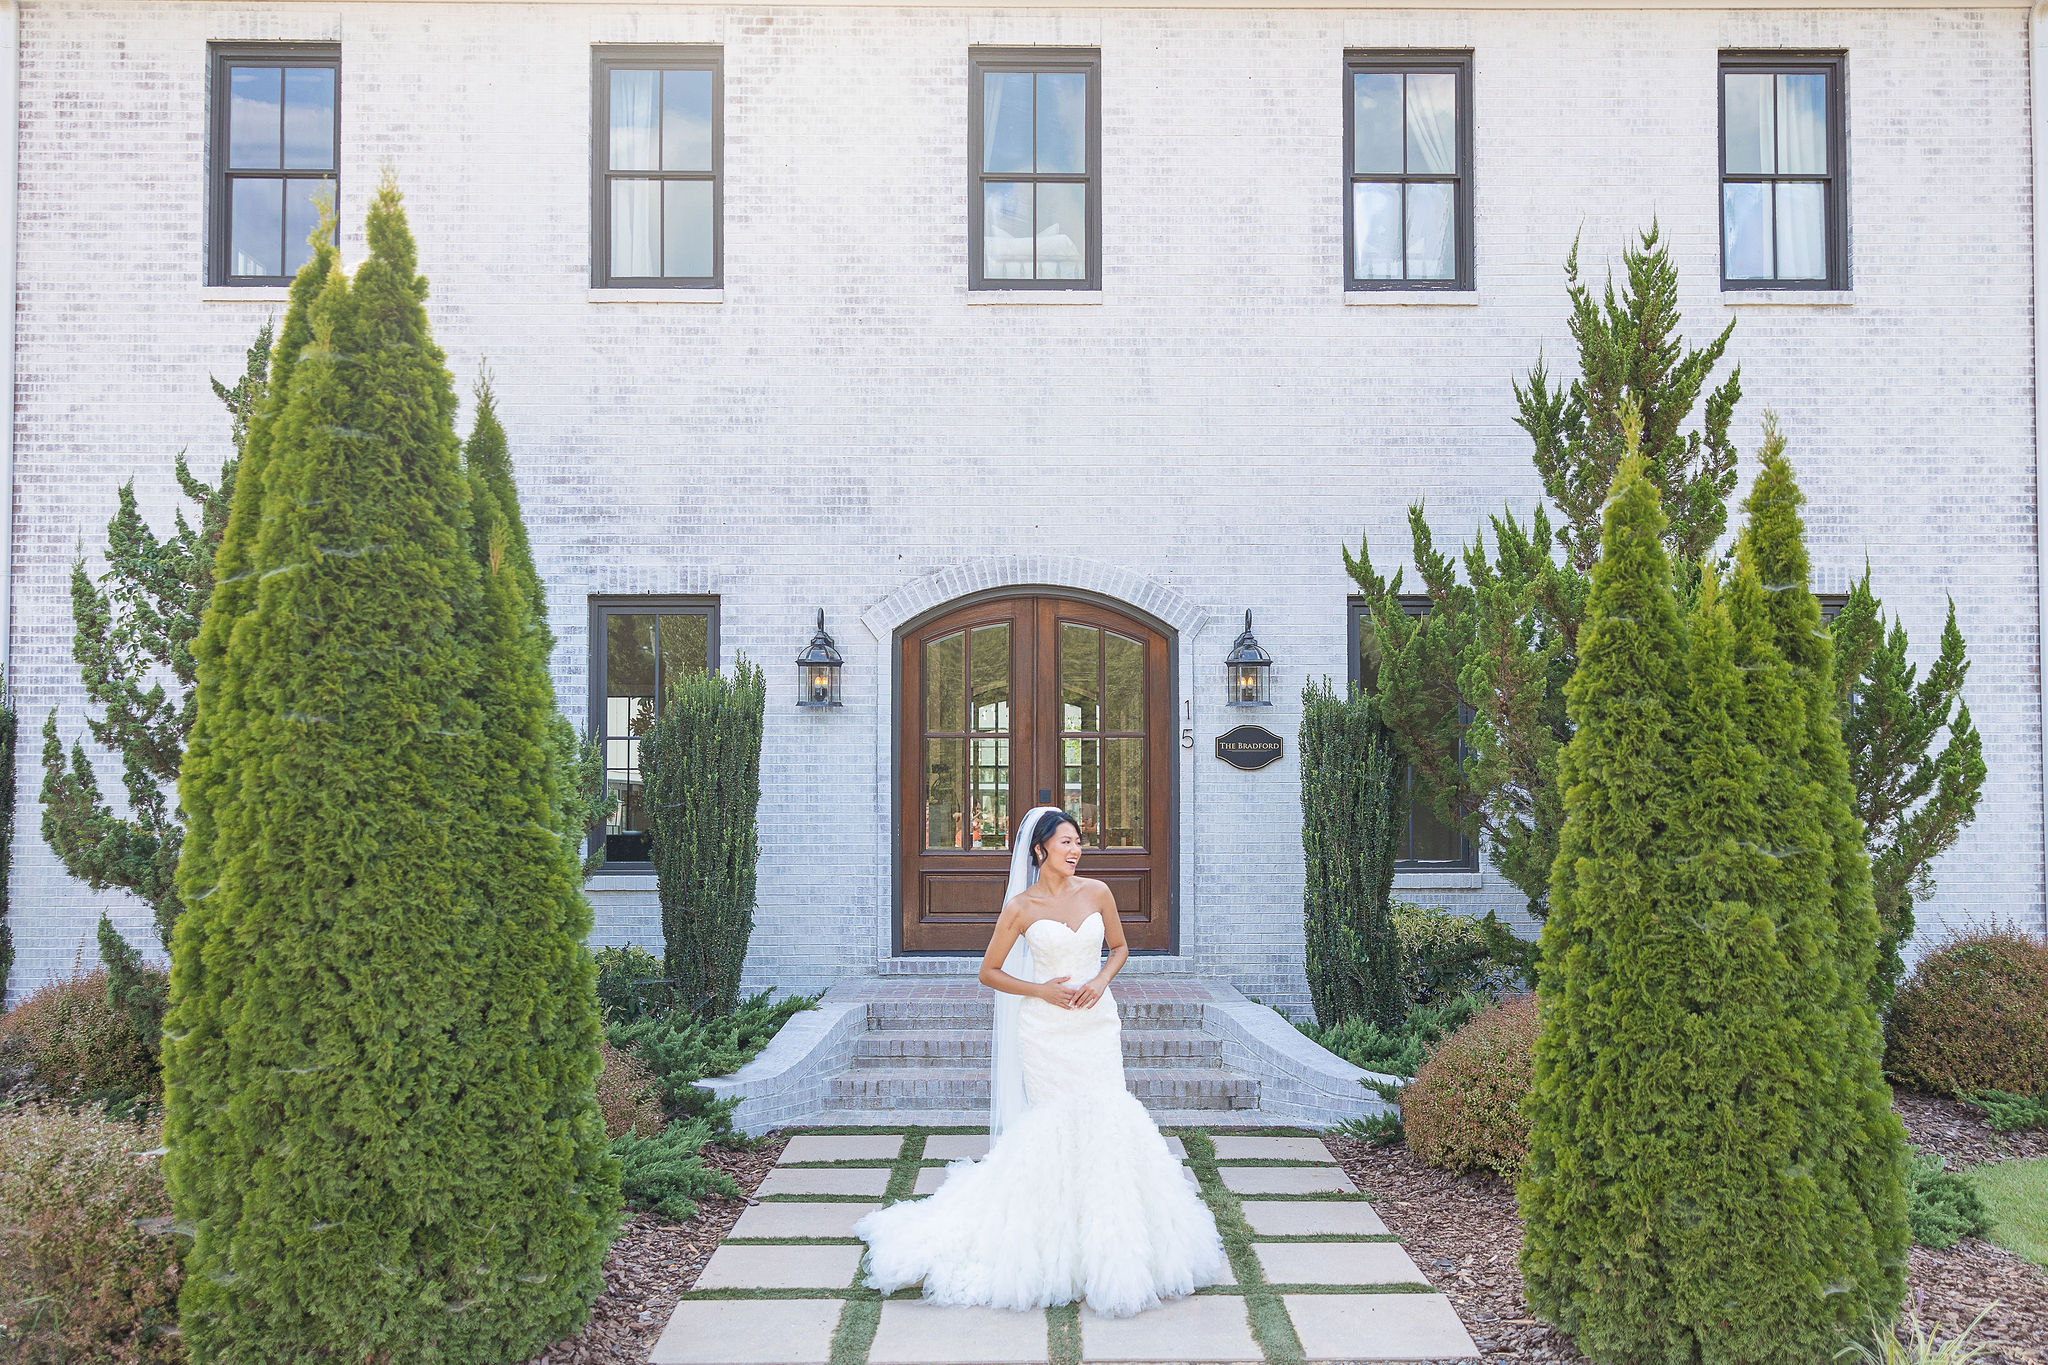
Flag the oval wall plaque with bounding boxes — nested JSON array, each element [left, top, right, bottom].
[[1215, 724, 1285, 771]]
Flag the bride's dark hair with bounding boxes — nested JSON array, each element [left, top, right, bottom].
[[1028, 809, 1081, 868]]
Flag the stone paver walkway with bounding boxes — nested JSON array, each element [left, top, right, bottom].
[[651, 1126, 1478, 1365]]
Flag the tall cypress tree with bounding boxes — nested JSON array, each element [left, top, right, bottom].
[[163, 175, 617, 1362], [1519, 441, 1686, 1352], [1298, 676, 1404, 1030]]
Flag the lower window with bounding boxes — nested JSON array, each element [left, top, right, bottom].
[[1349, 597, 1479, 871], [589, 598, 717, 865]]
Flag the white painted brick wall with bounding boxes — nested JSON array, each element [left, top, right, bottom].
[[7, 1, 2041, 1018]]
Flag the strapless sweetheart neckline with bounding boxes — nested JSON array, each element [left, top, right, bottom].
[[1027, 910, 1102, 936]]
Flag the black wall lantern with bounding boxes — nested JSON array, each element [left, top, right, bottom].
[[797, 609, 844, 707], [1224, 609, 1272, 706]]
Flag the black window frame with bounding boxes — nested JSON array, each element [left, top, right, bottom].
[[590, 44, 725, 289], [1347, 595, 1480, 872], [1343, 50, 1475, 293], [587, 596, 721, 869], [207, 42, 341, 288], [967, 46, 1102, 292], [1718, 50, 1849, 291]]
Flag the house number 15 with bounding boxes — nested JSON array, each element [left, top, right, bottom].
[[1181, 698, 1194, 749]]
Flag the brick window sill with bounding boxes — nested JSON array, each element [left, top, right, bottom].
[[967, 290, 1103, 306], [589, 288, 724, 304], [199, 285, 292, 302], [1720, 290, 1854, 307], [1392, 870, 1484, 891], [1344, 290, 1479, 306]]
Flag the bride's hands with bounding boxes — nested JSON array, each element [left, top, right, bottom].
[[1038, 976, 1081, 1008], [1068, 977, 1105, 1010]]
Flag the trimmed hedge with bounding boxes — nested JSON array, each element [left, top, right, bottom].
[[0, 968, 160, 1107], [0, 1104, 184, 1363], [1886, 928, 2048, 1098], [1402, 993, 1538, 1180]]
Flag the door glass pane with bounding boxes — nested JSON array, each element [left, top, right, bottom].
[[1723, 72, 1775, 175], [1404, 73, 1457, 176], [1774, 181, 1827, 280], [1776, 72, 1827, 175], [925, 739, 966, 849], [607, 613, 658, 699], [983, 182, 1033, 280], [1405, 181, 1456, 280], [925, 631, 965, 732], [229, 66, 282, 169], [969, 738, 1011, 848], [282, 67, 335, 170], [1722, 181, 1772, 279], [663, 180, 714, 278], [230, 178, 283, 278], [610, 69, 660, 171], [662, 68, 714, 172], [611, 179, 660, 278], [1102, 737, 1145, 849], [283, 179, 331, 276], [970, 624, 1010, 732], [655, 612, 709, 699], [1104, 632, 1144, 732], [1352, 72, 1402, 174], [1352, 182, 1401, 280], [1060, 622, 1099, 731], [1035, 72, 1087, 173], [1034, 182, 1086, 280], [983, 71, 1034, 173], [1062, 736, 1099, 846]]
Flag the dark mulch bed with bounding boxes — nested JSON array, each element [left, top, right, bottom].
[[1895, 1089, 2048, 1167], [1327, 1131, 2048, 1365], [524, 1134, 788, 1365]]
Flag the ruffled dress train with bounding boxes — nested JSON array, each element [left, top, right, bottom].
[[851, 912, 1230, 1318]]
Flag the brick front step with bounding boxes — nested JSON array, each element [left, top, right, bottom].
[[852, 1027, 1221, 1067], [828, 1066, 1260, 1111]]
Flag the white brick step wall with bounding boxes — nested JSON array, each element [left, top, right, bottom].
[[852, 1026, 1221, 1067], [830, 1064, 1260, 1111]]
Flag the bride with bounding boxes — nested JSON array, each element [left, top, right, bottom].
[[852, 806, 1230, 1318]]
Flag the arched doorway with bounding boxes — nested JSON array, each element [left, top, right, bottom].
[[897, 591, 1174, 953]]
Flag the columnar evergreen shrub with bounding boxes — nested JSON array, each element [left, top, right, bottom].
[[1299, 676, 1404, 1030], [1401, 992, 1538, 1179], [643, 657, 766, 1016], [1520, 435, 1907, 1364], [0, 1105, 183, 1363], [161, 178, 618, 1362], [1885, 928, 2048, 1096]]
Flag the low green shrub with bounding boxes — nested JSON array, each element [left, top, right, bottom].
[[1885, 929, 2048, 1097], [1905, 1149, 1992, 1249], [608, 988, 818, 1128], [1391, 901, 1532, 1006], [593, 944, 675, 1023], [1297, 992, 1486, 1079], [1402, 992, 1539, 1180], [1962, 1089, 2048, 1133], [0, 1104, 184, 1363], [596, 1038, 666, 1140], [610, 1118, 742, 1222], [0, 968, 160, 1110]]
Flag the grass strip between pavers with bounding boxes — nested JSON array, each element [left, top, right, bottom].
[[828, 1133, 927, 1365], [1047, 1300, 1082, 1365], [1177, 1128, 1306, 1365]]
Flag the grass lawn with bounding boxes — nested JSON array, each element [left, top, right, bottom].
[[1968, 1157, 2048, 1266]]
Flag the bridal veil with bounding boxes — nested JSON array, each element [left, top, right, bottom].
[[990, 804, 1063, 1140]]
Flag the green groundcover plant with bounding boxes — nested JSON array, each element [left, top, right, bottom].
[[161, 177, 618, 1363], [1904, 1149, 1991, 1250]]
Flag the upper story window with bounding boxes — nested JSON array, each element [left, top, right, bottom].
[[592, 46, 722, 288], [1720, 52, 1847, 289], [1344, 52, 1473, 291], [590, 598, 717, 865], [969, 48, 1100, 290], [209, 43, 338, 287], [1349, 596, 1480, 871]]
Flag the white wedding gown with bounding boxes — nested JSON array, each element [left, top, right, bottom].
[[852, 911, 1231, 1318]]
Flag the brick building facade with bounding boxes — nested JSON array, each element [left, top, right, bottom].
[[3, 0, 2042, 1014]]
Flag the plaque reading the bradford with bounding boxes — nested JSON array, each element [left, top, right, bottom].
[[1215, 724, 1285, 771]]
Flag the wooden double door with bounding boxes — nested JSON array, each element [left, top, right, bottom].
[[899, 593, 1174, 953]]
